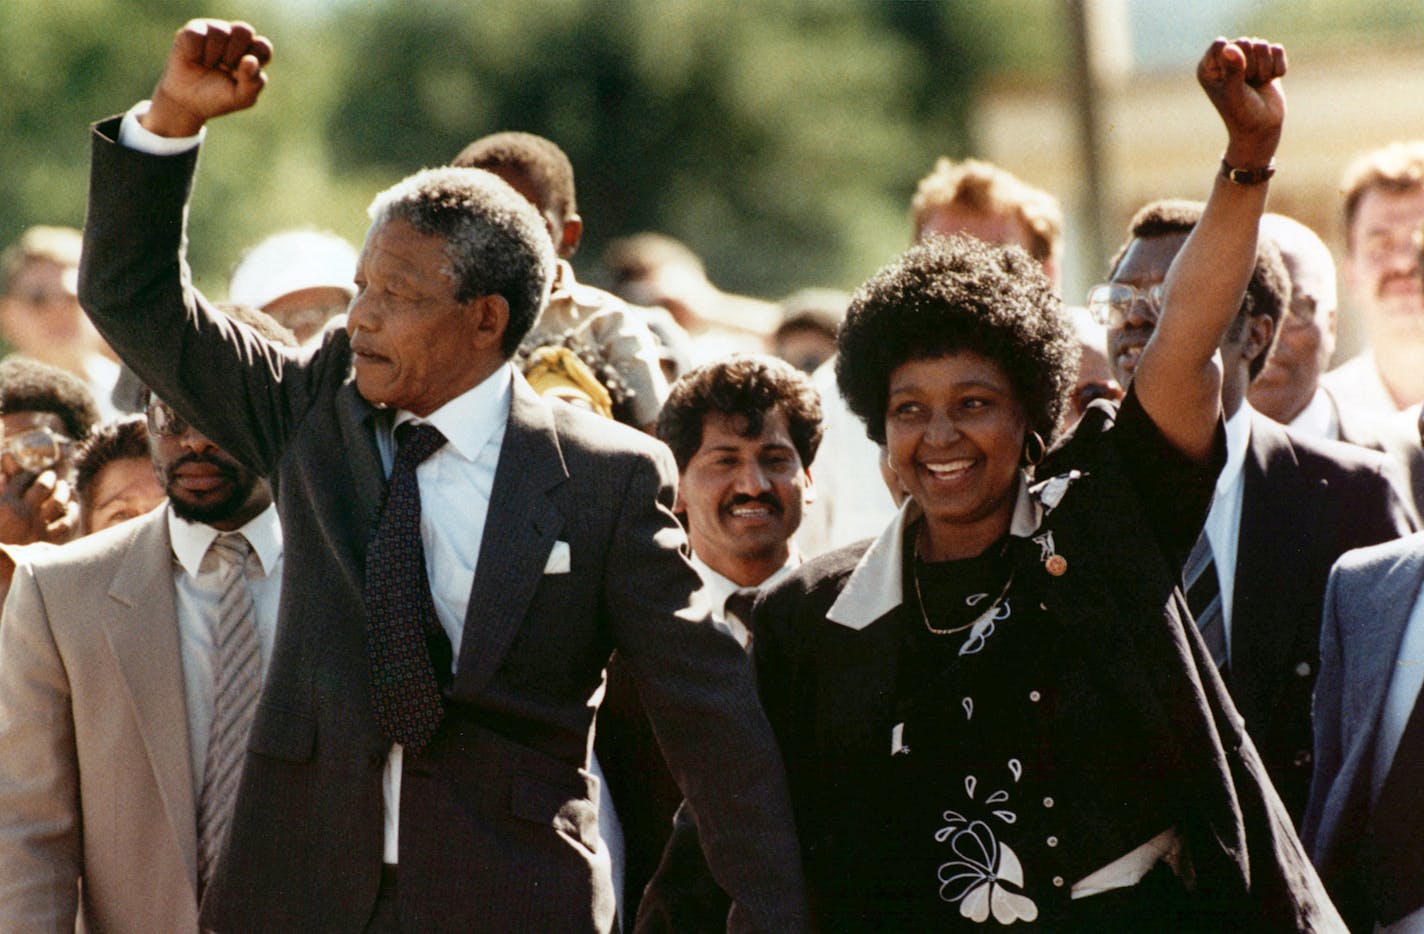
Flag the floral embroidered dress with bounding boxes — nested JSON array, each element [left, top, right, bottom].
[[754, 390, 1226, 931]]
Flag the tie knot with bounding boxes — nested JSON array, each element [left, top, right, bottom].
[[395, 422, 447, 467], [210, 532, 252, 566]]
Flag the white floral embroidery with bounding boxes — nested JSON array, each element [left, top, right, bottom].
[[1029, 469, 1085, 512], [959, 598, 1011, 656], [936, 818, 1039, 924]]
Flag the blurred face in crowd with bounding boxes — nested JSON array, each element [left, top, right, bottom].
[[347, 218, 504, 417], [675, 407, 812, 586], [918, 205, 1030, 254], [85, 456, 165, 534], [1248, 246, 1337, 423], [1345, 186, 1424, 344], [773, 323, 837, 375], [1101, 232, 1189, 389], [0, 411, 77, 482], [885, 352, 1027, 561], [263, 286, 352, 345], [0, 259, 106, 373], [147, 398, 270, 531]]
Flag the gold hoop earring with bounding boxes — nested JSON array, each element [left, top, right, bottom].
[[1022, 431, 1047, 468]]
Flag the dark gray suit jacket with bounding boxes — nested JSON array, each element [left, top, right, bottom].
[[1302, 532, 1424, 932], [79, 117, 806, 934], [1227, 413, 1416, 823]]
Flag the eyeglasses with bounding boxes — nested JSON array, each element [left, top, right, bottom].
[[145, 400, 191, 438], [1086, 282, 1167, 329], [0, 426, 74, 475]]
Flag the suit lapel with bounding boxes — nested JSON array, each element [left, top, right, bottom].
[[1231, 415, 1322, 725], [98, 510, 199, 887], [336, 378, 388, 548], [1348, 546, 1424, 757], [456, 377, 567, 692]]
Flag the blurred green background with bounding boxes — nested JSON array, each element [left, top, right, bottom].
[[3, 0, 1422, 305]]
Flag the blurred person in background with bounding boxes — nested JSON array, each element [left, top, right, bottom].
[[0, 226, 120, 418], [1065, 307, 1123, 431], [1252, 212, 1424, 510], [453, 132, 670, 432], [227, 228, 358, 345], [74, 413, 166, 535], [772, 288, 848, 375], [1322, 142, 1424, 419], [602, 231, 779, 364]]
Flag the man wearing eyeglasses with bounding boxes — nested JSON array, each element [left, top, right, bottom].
[[0, 305, 287, 932], [0, 356, 99, 548], [1092, 197, 1417, 823]]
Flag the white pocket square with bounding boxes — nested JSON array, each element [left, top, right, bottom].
[[543, 540, 571, 575]]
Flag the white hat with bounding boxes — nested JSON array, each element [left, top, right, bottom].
[[228, 230, 359, 310]]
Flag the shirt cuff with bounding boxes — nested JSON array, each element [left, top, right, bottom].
[[117, 100, 205, 155]]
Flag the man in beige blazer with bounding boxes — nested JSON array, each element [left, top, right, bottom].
[[0, 371, 282, 930]]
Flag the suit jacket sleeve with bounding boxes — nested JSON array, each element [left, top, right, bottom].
[[78, 117, 326, 474], [0, 563, 81, 934], [602, 446, 808, 933], [1302, 562, 1345, 859]]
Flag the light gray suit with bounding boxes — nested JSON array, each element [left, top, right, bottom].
[[1302, 531, 1424, 931], [0, 507, 202, 933]]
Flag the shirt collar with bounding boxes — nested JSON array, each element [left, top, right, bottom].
[[689, 550, 802, 612], [392, 363, 512, 463], [826, 477, 1040, 631], [1217, 401, 1254, 496], [167, 502, 284, 580], [1288, 386, 1339, 441]]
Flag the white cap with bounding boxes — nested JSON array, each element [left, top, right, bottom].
[[228, 230, 359, 310]]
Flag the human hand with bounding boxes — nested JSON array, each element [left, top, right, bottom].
[[0, 471, 79, 546], [1197, 37, 1286, 169], [141, 19, 273, 138]]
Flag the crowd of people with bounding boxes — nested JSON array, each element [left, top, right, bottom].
[[0, 18, 1420, 933]]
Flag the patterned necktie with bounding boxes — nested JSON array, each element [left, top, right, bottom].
[[197, 532, 261, 890], [364, 422, 452, 756], [1183, 532, 1229, 672], [721, 586, 759, 650]]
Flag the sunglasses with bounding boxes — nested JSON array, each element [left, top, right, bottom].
[[145, 400, 192, 438], [0, 426, 74, 475]]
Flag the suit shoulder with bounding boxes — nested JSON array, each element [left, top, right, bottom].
[[762, 541, 871, 615], [549, 401, 671, 464], [24, 511, 158, 577], [1274, 420, 1395, 479], [1331, 531, 1424, 580]]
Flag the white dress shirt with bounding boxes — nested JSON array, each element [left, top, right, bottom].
[[375, 364, 511, 863], [688, 551, 800, 648], [1201, 402, 1253, 661], [1286, 387, 1340, 442], [169, 503, 284, 802]]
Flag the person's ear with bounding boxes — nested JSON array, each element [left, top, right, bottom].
[[1244, 313, 1275, 367], [468, 294, 510, 351], [801, 468, 816, 505]]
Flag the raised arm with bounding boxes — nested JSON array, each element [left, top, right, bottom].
[[1133, 37, 1286, 460], [141, 18, 272, 138]]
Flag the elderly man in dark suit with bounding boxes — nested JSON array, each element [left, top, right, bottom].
[[78, 19, 806, 934], [1097, 201, 1417, 823]]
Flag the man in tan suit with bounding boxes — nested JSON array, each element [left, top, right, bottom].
[[0, 314, 287, 932]]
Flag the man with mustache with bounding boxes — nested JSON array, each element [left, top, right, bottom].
[[0, 304, 288, 931], [597, 354, 821, 922], [1096, 199, 1416, 822], [1322, 141, 1424, 418]]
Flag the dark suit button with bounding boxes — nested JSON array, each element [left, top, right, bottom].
[[1293, 749, 1312, 767]]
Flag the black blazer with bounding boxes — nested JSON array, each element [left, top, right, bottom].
[[79, 117, 807, 934], [1228, 413, 1416, 822]]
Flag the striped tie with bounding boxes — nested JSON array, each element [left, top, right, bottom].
[[197, 532, 262, 890], [1183, 532, 1228, 672]]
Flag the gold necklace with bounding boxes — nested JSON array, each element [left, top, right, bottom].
[[910, 538, 1015, 637]]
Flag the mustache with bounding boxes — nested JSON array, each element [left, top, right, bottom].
[[725, 493, 783, 512], [163, 451, 242, 483]]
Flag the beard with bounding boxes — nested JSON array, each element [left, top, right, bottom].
[[162, 452, 260, 525]]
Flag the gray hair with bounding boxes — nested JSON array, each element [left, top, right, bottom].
[[367, 167, 555, 356]]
